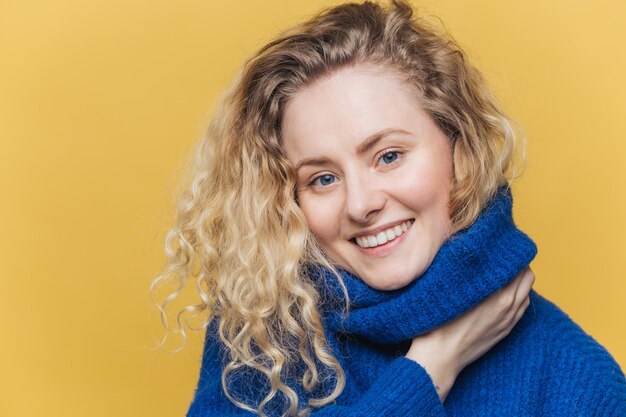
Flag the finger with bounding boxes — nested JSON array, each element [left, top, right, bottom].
[[491, 269, 528, 312], [501, 267, 533, 307], [489, 268, 533, 324], [512, 268, 535, 307], [497, 267, 529, 300], [498, 295, 531, 339], [510, 295, 531, 328], [504, 267, 527, 290]]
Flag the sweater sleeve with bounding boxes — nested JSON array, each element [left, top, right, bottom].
[[186, 327, 448, 417]]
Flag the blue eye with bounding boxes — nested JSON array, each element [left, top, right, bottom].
[[311, 174, 336, 187], [380, 151, 399, 165]]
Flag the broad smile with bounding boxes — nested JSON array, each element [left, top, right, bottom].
[[350, 219, 414, 256]]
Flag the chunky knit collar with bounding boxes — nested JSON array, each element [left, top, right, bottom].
[[312, 186, 537, 345]]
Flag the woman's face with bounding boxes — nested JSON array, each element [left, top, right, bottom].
[[282, 65, 453, 291]]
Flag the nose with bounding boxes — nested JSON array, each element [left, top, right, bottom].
[[344, 171, 386, 224]]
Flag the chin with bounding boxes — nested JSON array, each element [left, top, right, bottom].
[[360, 267, 423, 291]]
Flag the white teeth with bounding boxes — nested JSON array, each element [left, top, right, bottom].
[[354, 220, 412, 249]]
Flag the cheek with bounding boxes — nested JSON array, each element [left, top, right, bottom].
[[299, 197, 340, 243], [394, 160, 452, 219]]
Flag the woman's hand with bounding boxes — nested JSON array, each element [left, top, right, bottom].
[[405, 267, 535, 402]]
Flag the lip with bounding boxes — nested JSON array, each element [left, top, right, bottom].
[[348, 218, 414, 240], [351, 219, 414, 257]]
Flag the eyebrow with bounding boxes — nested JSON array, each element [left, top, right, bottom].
[[294, 127, 411, 171]]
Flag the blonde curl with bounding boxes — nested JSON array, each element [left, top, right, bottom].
[[151, 1, 524, 415]]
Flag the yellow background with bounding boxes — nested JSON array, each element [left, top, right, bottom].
[[1, 0, 625, 416]]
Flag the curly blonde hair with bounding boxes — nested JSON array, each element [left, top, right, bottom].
[[151, 1, 522, 415]]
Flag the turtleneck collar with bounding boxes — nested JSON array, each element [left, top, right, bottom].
[[311, 186, 537, 345]]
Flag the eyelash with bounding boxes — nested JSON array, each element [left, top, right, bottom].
[[376, 149, 403, 167], [306, 149, 404, 188], [308, 174, 336, 188]]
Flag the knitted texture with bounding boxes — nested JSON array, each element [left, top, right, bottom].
[[317, 187, 537, 343], [187, 189, 626, 416]]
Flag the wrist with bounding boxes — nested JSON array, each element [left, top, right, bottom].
[[411, 358, 456, 401], [405, 342, 459, 402]]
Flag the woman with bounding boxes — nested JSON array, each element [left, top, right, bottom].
[[152, 1, 626, 416]]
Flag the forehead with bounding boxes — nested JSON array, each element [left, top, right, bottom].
[[280, 65, 423, 159]]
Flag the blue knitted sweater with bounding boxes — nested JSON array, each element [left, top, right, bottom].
[[187, 189, 626, 416]]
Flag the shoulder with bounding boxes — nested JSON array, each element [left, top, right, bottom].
[[526, 290, 626, 415], [528, 290, 620, 364], [527, 290, 623, 375]]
